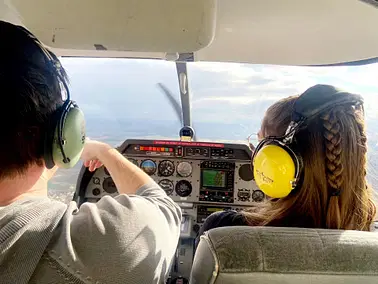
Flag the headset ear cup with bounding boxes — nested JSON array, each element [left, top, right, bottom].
[[253, 142, 298, 198], [44, 108, 62, 169], [44, 130, 55, 169], [52, 106, 86, 168]]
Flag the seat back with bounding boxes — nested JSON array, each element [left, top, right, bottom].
[[190, 226, 378, 284]]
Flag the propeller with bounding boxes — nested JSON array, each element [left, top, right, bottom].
[[157, 83, 183, 126], [157, 82, 197, 141]]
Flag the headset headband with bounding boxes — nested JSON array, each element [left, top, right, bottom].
[[13, 22, 75, 164], [15, 25, 72, 103], [292, 84, 364, 123], [282, 84, 364, 144]]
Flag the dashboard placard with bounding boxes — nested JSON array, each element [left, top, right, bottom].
[[153, 140, 224, 148]]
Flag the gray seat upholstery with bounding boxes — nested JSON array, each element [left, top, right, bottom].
[[190, 226, 378, 284]]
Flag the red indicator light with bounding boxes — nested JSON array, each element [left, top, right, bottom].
[[152, 147, 157, 151], [169, 148, 173, 152]]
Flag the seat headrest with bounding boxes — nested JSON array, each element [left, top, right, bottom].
[[190, 226, 378, 284]]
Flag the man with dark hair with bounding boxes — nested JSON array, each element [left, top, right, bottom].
[[0, 21, 181, 284]]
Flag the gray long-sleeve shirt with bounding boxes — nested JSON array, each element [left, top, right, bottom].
[[0, 182, 182, 284]]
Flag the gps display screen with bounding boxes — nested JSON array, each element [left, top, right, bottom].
[[202, 170, 226, 188]]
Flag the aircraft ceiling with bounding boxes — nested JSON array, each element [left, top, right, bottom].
[[2, 0, 378, 66]]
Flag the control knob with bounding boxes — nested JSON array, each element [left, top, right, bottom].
[[92, 188, 101, 196], [92, 177, 101, 185], [237, 188, 251, 202]]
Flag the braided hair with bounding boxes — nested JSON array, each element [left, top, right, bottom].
[[322, 109, 344, 193], [322, 104, 373, 229], [321, 108, 345, 228]]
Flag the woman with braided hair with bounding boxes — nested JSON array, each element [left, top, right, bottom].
[[196, 85, 376, 247]]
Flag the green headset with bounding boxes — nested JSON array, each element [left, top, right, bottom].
[[15, 23, 86, 169], [252, 84, 363, 199]]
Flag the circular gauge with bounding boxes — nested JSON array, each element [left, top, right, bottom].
[[239, 164, 254, 181], [158, 179, 174, 195], [103, 177, 118, 194], [128, 158, 139, 167], [158, 160, 175, 177], [177, 162, 193, 177], [175, 180, 192, 197], [252, 189, 265, 202], [140, 159, 157, 175]]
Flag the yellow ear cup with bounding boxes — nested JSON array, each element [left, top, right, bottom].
[[253, 144, 296, 198]]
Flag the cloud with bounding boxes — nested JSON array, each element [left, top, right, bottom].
[[60, 57, 378, 145], [190, 61, 378, 111], [193, 96, 259, 105]]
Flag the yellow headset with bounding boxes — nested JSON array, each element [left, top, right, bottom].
[[252, 84, 364, 199]]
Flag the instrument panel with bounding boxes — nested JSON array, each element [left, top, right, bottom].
[[78, 139, 264, 282], [84, 139, 264, 207]]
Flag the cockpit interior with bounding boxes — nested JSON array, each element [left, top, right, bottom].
[[4, 0, 378, 283]]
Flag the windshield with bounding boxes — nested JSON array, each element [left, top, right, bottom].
[[62, 58, 181, 145], [49, 58, 378, 202]]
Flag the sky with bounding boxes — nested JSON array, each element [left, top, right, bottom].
[[60, 58, 378, 143], [48, 58, 378, 200]]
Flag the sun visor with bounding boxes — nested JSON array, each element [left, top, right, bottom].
[[4, 0, 378, 65], [3, 0, 217, 53], [194, 0, 378, 66]]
